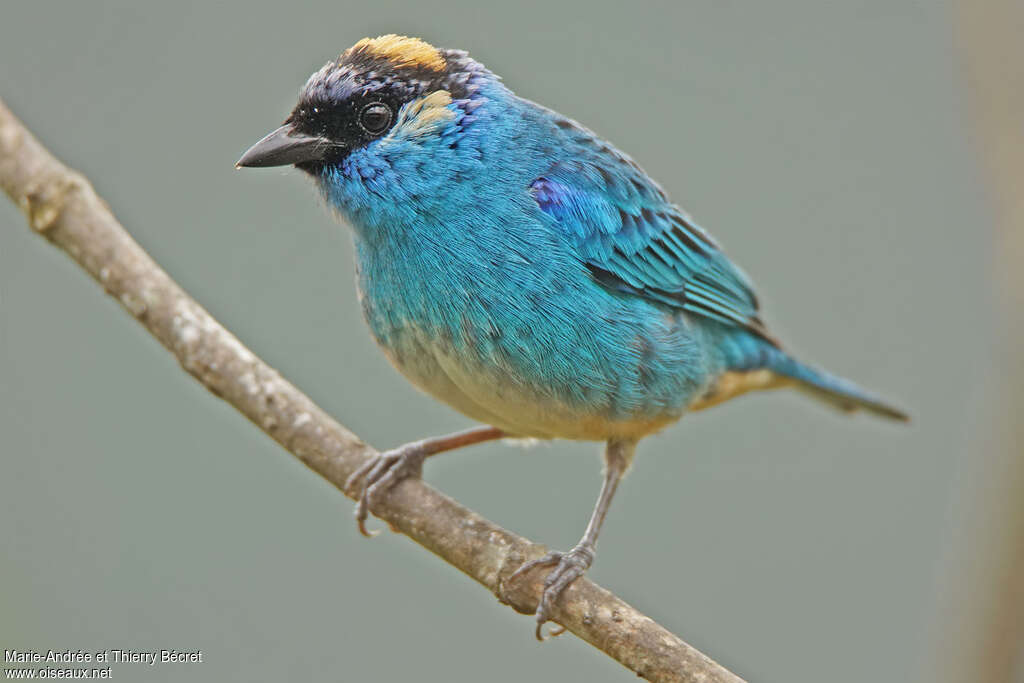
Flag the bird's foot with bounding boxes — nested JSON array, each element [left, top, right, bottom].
[[508, 543, 596, 640], [344, 443, 427, 537]]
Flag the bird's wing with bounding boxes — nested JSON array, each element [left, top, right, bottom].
[[531, 153, 775, 343]]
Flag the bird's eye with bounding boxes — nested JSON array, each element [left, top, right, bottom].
[[359, 102, 393, 135]]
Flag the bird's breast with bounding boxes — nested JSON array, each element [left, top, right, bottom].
[[351, 217, 712, 440]]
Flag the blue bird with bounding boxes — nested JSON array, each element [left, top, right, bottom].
[[238, 35, 907, 636]]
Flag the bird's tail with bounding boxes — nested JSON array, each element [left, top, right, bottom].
[[767, 351, 909, 422]]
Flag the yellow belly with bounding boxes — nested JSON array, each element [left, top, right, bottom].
[[376, 328, 680, 441]]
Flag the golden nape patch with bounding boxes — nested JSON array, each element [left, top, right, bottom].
[[688, 369, 794, 412], [349, 35, 445, 72]]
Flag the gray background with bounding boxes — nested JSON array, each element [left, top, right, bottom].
[[0, 1, 994, 682]]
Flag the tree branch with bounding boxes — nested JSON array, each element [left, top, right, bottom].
[[0, 97, 745, 683], [941, 3, 1024, 681]]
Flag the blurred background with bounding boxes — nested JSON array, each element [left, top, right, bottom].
[[1, 1, 1020, 681]]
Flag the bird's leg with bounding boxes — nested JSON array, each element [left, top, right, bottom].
[[345, 425, 504, 537], [509, 438, 636, 640]]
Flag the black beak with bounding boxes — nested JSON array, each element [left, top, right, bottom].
[[235, 125, 340, 168]]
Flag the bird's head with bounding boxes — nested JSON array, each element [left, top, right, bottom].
[[238, 35, 505, 222]]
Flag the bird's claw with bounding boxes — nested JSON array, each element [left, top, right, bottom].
[[344, 443, 427, 537], [508, 544, 595, 640]]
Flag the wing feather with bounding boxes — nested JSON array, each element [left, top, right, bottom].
[[531, 145, 774, 343]]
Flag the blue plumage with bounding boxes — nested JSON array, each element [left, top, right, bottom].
[[237, 34, 907, 633]]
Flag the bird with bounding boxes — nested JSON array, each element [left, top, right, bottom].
[[237, 34, 907, 638]]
